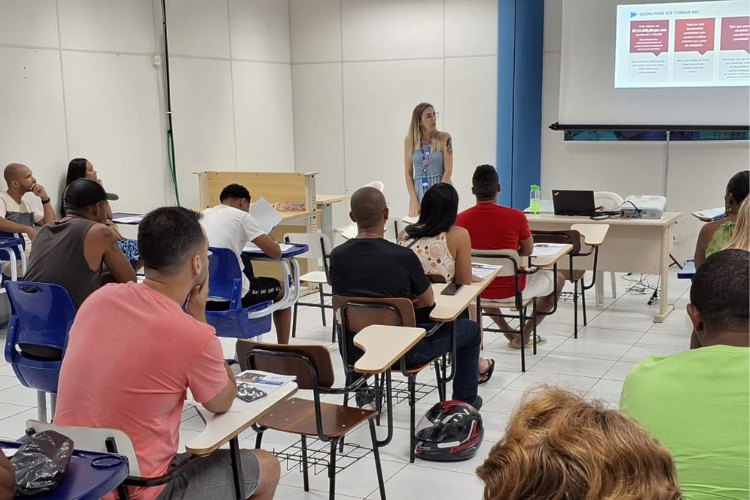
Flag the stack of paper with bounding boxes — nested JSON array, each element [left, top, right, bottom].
[[691, 207, 725, 222], [532, 243, 566, 257], [229, 370, 296, 413], [471, 263, 500, 279]]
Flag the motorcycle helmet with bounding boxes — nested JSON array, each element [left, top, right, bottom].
[[414, 400, 484, 461]]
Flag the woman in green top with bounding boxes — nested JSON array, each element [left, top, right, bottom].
[[694, 170, 749, 268]]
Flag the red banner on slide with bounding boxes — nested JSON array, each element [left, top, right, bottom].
[[721, 16, 750, 53], [675, 18, 715, 55], [630, 20, 669, 56]]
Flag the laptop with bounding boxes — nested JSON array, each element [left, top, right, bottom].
[[552, 190, 597, 216]]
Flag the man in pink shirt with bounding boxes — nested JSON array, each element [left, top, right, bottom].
[[54, 207, 280, 500]]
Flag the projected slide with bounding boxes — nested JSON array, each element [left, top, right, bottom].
[[615, 0, 749, 88]]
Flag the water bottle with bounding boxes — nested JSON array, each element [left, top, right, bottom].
[[530, 185, 541, 214]]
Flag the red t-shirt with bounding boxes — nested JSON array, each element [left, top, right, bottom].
[[54, 282, 228, 500], [456, 203, 531, 299]]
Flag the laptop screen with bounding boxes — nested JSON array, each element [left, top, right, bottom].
[[552, 190, 596, 216]]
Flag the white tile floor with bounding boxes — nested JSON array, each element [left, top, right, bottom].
[[0, 270, 694, 499]]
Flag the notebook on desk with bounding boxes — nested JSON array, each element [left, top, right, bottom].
[[552, 190, 597, 216]]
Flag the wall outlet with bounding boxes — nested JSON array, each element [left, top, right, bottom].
[[152, 55, 162, 67], [672, 234, 679, 243]]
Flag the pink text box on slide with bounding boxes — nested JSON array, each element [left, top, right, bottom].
[[721, 16, 750, 52], [630, 20, 670, 56], [675, 18, 715, 55]]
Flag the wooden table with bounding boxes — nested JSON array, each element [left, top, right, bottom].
[[185, 383, 298, 499], [316, 195, 348, 243], [526, 213, 682, 322]]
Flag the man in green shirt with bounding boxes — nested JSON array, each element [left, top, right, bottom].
[[621, 249, 749, 500]]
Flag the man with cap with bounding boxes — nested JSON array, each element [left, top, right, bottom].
[[25, 178, 136, 310]]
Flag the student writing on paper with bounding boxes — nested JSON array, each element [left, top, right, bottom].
[[201, 184, 292, 344]]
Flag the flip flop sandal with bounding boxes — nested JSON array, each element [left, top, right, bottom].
[[507, 335, 548, 349], [478, 359, 495, 385]]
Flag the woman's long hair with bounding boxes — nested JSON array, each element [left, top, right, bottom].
[[725, 196, 749, 251], [406, 102, 443, 155], [404, 183, 458, 240], [476, 386, 683, 500], [60, 158, 88, 216]]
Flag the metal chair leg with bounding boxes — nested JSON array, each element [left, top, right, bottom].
[[292, 302, 299, 338], [434, 359, 445, 401], [50, 393, 57, 420], [610, 271, 617, 298], [369, 420, 386, 500], [409, 376, 416, 463], [573, 280, 579, 339], [301, 435, 310, 492], [319, 288, 327, 326], [582, 285, 588, 327], [255, 429, 264, 449], [328, 438, 339, 500], [37, 391, 47, 422], [519, 310, 526, 373]]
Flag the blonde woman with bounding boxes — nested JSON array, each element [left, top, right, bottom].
[[404, 102, 453, 217], [477, 386, 683, 500], [724, 196, 749, 251]]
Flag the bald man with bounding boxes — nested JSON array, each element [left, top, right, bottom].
[[330, 187, 483, 409], [0, 163, 55, 275]]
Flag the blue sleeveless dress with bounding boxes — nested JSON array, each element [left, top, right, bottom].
[[411, 148, 445, 203]]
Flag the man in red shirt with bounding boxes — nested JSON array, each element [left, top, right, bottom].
[[54, 207, 280, 500], [456, 165, 564, 348]]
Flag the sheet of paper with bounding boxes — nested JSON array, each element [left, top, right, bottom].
[[243, 242, 294, 253], [695, 207, 725, 220], [249, 197, 283, 234], [532, 243, 566, 257], [2, 448, 17, 458], [402, 215, 419, 224], [471, 263, 500, 279], [112, 215, 144, 224]]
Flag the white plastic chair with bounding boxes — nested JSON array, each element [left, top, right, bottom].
[[594, 191, 623, 301], [284, 233, 335, 340]]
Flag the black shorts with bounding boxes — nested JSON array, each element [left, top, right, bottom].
[[205, 277, 281, 311]]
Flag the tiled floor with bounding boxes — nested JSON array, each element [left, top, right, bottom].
[[0, 271, 693, 499]]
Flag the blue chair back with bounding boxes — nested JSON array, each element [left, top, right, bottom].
[[0, 230, 25, 259], [207, 247, 243, 307], [4, 281, 77, 393], [206, 247, 271, 339]]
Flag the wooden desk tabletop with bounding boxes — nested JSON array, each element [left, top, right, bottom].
[[279, 210, 321, 222], [430, 267, 501, 322], [316, 195, 348, 204], [530, 243, 573, 268], [526, 212, 682, 227], [353, 325, 426, 374], [185, 383, 298, 456], [570, 223, 609, 246]]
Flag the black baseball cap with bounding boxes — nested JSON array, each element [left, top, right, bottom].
[[65, 178, 119, 209]]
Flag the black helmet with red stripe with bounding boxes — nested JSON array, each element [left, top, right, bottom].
[[414, 400, 484, 461]]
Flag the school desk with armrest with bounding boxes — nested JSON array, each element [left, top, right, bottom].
[[185, 382, 298, 500], [526, 213, 682, 322]]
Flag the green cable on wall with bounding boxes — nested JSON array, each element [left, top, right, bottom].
[[161, 0, 180, 206]]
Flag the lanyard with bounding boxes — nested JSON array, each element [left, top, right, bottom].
[[419, 139, 432, 173]]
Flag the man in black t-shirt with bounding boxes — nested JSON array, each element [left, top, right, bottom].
[[330, 187, 482, 408]]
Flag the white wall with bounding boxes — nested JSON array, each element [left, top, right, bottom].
[[166, 0, 295, 209], [542, 0, 750, 262], [290, 0, 499, 227], [0, 0, 170, 215]]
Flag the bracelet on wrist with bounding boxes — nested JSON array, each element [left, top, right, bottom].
[[41, 198, 51, 204]]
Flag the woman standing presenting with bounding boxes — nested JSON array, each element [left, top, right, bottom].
[[404, 102, 453, 217]]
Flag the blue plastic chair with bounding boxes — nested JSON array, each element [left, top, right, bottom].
[[0, 230, 27, 280], [206, 247, 272, 339], [4, 281, 77, 421]]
